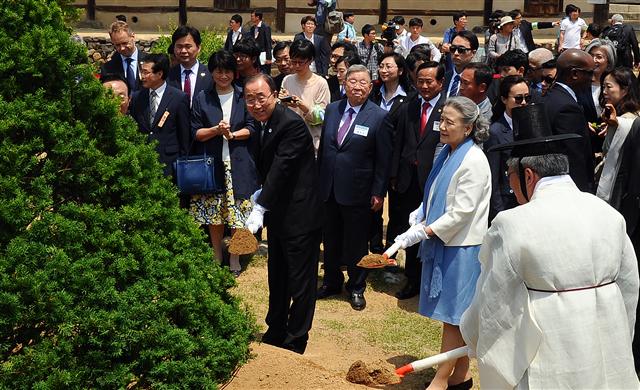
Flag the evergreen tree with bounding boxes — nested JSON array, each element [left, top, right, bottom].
[[0, 1, 256, 387]]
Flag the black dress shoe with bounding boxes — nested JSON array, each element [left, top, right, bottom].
[[261, 330, 284, 347], [282, 341, 307, 354], [395, 283, 419, 300], [447, 378, 473, 390], [317, 285, 341, 299], [350, 292, 366, 310]]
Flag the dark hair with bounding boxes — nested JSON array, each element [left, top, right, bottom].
[[453, 11, 467, 23], [115, 14, 127, 22], [101, 73, 128, 87], [491, 75, 528, 121], [565, 4, 580, 15], [300, 15, 316, 26], [453, 30, 479, 51], [496, 49, 529, 73], [361, 24, 375, 36], [599, 67, 640, 115], [290, 38, 315, 61], [336, 53, 362, 68], [273, 40, 291, 57], [343, 12, 354, 21], [463, 62, 493, 89], [208, 50, 237, 73], [508, 9, 522, 18], [586, 22, 601, 38], [232, 38, 261, 68], [406, 51, 430, 72], [171, 25, 202, 46], [416, 61, 445, 81], [408, 17, 423, 28], [410, 43, 432, 59], [230, 14, 242, 24], [245, 73, 277, 93], [252, 10, 263, 19], [378, 52, 412, 91], [392, 16, 405, 25], [331, 41, 357, 55], [142, 53, 170, 80], [167, 43, 174, 56]]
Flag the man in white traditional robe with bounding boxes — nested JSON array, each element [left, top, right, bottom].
[[460, 104, 640, 389]]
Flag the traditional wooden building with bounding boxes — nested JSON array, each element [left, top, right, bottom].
[[73, 0, 611, 35]]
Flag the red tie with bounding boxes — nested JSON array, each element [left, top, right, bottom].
[[183, 69, 192, 104], [419, 101, 430, 137]]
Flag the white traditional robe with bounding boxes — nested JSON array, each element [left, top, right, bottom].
[[460, 177, 639, 389]]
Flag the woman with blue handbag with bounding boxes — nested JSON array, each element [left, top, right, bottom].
[[190, 50, 259, 276]]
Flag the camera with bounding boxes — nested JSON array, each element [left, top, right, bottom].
[[381, 20, 399, 46]]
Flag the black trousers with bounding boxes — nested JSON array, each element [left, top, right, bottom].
[[391, 167, 423, 286], [369, 208, 384, 254], [265, 228, 321, 348], [322, 195, 370, 294]]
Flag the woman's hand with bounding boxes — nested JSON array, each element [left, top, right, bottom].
[[598, 103, 618, 137], [218, 120, 231, 139]]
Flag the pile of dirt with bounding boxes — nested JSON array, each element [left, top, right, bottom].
[[228, 228, 258, 255], [346, 360, 401, 385]]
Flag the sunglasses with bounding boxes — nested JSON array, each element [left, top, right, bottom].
[[450, 45, 471, 54], [512, 94, 531, 104], [542, 75, 555, 84], [572, 67, 595, 75]]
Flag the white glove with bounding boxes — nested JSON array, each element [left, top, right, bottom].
[[408, 203, 425, 226], [394, 223, 429, 249], [245, 204, 266, 234], [250, 188, 262, 205]]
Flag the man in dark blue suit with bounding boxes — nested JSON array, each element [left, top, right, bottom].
[[166, 26, 213, 109], [293, 15, 331, 76], [100, 21, 143, 95], [317, 64, 393, 310], [224, 14, 244, 52], [129, 53, 190, 178], [248, 10, 273, 75]]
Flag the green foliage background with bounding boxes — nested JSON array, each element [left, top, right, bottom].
[[0, 1, 255, 388], [151, 21, 226, 63]]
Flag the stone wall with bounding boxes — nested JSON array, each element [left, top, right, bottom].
[[82, 36, 158, 65]]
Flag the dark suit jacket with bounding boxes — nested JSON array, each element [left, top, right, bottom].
[[129, 83, 191, 177], [485, 115, 517, 219], [518, 20, 555, 52], [443, 70, 461, 98], [247, 23, 273, 61], [100, 50, 144, 92], [611, 117, 640, 235], [224, 29, 243, 51], [293, 32, 330, 76], [317, 99, 393, 206], [327, 75, 343, 102], [392, 93, 446, 194], [543, 84, 595, 192], [166, 62, 213, 106], [602, 23, 640, 67], [576, 87, 603, 153], [190, 85, 258, 199], [255, 103, 322, 237]]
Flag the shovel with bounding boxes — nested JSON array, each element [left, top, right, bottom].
[[395, 346, 470, 377], [356, 242, 402, 269]]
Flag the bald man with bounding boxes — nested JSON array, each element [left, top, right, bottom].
[[542, 49, 595, 192], [101, 74, 130, 114]]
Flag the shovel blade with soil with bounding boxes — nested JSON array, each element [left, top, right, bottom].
[[356, 242, 401, 269], [228, 228, 259, 255]]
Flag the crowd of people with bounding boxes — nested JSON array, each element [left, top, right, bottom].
[[97, 5, 640, 388]]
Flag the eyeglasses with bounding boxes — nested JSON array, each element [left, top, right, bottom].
[[378, 64, 397, 70], [511, 94, 531, 104], [235, 54, 250, 61], [347, 79, 371, 87], [246, 92, 274, 106], [572, 67, 595, 75], [542, 75, 555, 84], [450, 45, 471, 54]]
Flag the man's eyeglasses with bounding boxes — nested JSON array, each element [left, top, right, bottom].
[[347, 79, 371, 87], [246, 92, 274, 106], [450, 45, 471, 54], [572, 67, 595, 75], [511, 94, 531, 104], [542, 75, 556, 84]]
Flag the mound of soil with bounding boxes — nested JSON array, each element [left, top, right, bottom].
[[346, 360, 401, 385], [228, 228, 258, 255]]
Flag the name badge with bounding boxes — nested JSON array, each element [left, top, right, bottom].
[[158, 111, 170, 128], [353, 125, 369, 137], [432, 121, 440, 132]]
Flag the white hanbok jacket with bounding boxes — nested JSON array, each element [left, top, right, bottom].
[[460, 178, 639, 389]]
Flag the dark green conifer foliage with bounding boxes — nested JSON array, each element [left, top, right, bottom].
[[0, 1, 256, 387]]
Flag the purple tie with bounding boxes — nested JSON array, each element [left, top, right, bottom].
[[337, 108, 355, 145]]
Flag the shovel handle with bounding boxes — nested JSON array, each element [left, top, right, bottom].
[[383, 242, 402, 259]]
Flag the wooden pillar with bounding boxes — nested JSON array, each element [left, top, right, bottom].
[[87, 0, 96, 20], [179, 0, 187, 25], [593, 3, 609, 26], [277, 0, 286, 32], [379, 0, 388, 25], [483, 0, 493, 26]]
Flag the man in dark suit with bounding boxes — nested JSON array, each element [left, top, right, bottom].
[[100, 21, 143, 95], [129, 53, 190, 178], [442, 30, 478, 98], [316, 64, 393, 310], [509, 9, 559, 53], [293, 15, 331, 76], [391, 61, 446, 300], [248, 10, 273, 75], [602, 14, 640, 68], [272, 41, 292, 92], [243, 74, 322, 354], [224, 14, 244, 52], [166, 26, 213, 108], [542, 49, 595, 193]]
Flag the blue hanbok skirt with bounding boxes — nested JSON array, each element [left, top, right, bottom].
[[418, 245, 481, 325]]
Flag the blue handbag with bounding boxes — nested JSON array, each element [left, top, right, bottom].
[[173, 150, 224, 195]]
